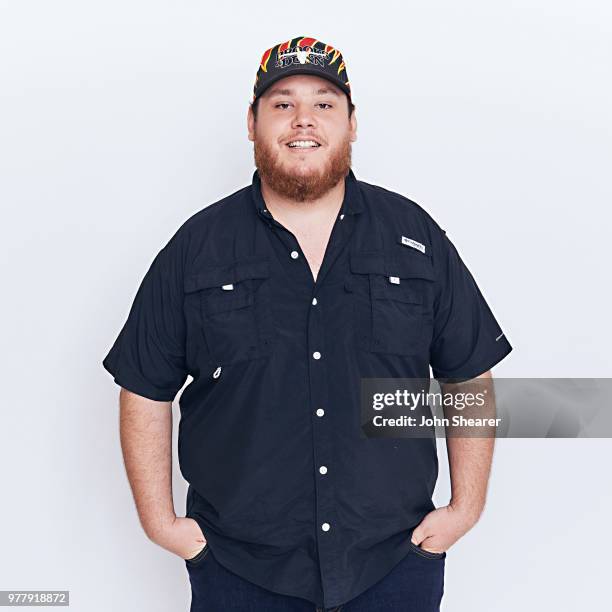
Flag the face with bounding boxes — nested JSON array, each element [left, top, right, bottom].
[[247, 74, 357, 202]]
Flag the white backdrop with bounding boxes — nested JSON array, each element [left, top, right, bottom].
[[1, 1, 610, 610]]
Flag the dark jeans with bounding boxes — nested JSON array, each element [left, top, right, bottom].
[[185, 542, 445, 611]]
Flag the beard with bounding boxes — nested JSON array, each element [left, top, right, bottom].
[[253, 134, 352, 202]]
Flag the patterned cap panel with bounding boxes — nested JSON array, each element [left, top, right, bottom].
[[252, 36, 351, 103]]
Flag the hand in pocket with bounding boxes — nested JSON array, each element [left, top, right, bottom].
[[182, 517, 207, 560], [153, 516, 207, 561]]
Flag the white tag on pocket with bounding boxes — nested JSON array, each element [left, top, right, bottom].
[[389, 276, 400, 284], [221, 283, 234, 291], [401, 236, 426, 253]]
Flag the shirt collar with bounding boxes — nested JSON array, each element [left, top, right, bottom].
[[251, 167, 365, 221]]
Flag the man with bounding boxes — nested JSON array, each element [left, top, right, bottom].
[[103, 36, 512, 611]]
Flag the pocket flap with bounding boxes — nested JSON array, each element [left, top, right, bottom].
[[350, 251, 435, 281], [185, 257, 270, 293], [371, 279, 423, 303], [203, 291, 254, 315]]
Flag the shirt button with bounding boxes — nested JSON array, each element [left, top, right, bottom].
[[312, 297, 318, 306], [313, 351, 321, 360], [319, 466, 328, 474], [316, 408, 325, 417], [339, 214, 345, 220], [321, 522, 331, 532], [290, 250, 299, 259]]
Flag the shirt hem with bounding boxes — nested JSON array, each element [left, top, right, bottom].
[[188, 515, 323, 607]]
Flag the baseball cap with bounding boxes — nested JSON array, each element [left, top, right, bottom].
[[252, 36, 352, 105]]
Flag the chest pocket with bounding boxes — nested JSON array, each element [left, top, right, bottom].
[[184, 257, 275, 365], [346, 250, 435, 355]]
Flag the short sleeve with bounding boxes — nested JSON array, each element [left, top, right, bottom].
[[102, 233, 188, 401], [429, 229, 513, 382]]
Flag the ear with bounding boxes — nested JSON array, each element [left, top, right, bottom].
[[247, 104, 255, 142], [349, 108, 358, 143]]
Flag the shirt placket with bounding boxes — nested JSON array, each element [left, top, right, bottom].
[[259, 201, 359, 607]]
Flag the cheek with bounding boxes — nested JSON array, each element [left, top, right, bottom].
[[257, 136, 284, 158], [255, 120, 285, 147]]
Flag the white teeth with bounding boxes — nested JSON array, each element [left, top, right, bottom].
[[287, 140, 320, 148]]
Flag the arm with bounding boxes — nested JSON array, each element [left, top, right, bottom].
[[410, 370, 496, 553], [118, 387, 206, 560], [445, 369, 495, 521]]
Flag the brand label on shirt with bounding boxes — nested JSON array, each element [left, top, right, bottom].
[[401, 236, 426, 253]]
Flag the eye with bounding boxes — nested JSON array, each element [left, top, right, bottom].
[[274, 102, 333, 110]]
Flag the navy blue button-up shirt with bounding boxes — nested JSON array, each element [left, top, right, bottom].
[[102, 167, 512, 608]]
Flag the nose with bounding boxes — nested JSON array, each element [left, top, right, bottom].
[[291, 102, 317, 130]]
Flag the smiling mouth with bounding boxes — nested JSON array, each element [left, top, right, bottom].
[[286, 146, 321, 153], [286, 140, 322, 150]]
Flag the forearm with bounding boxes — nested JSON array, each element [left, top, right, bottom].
[[118, 388, 176, 541], [442, 371, 496, 524], [445, 435, 494, 523]]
